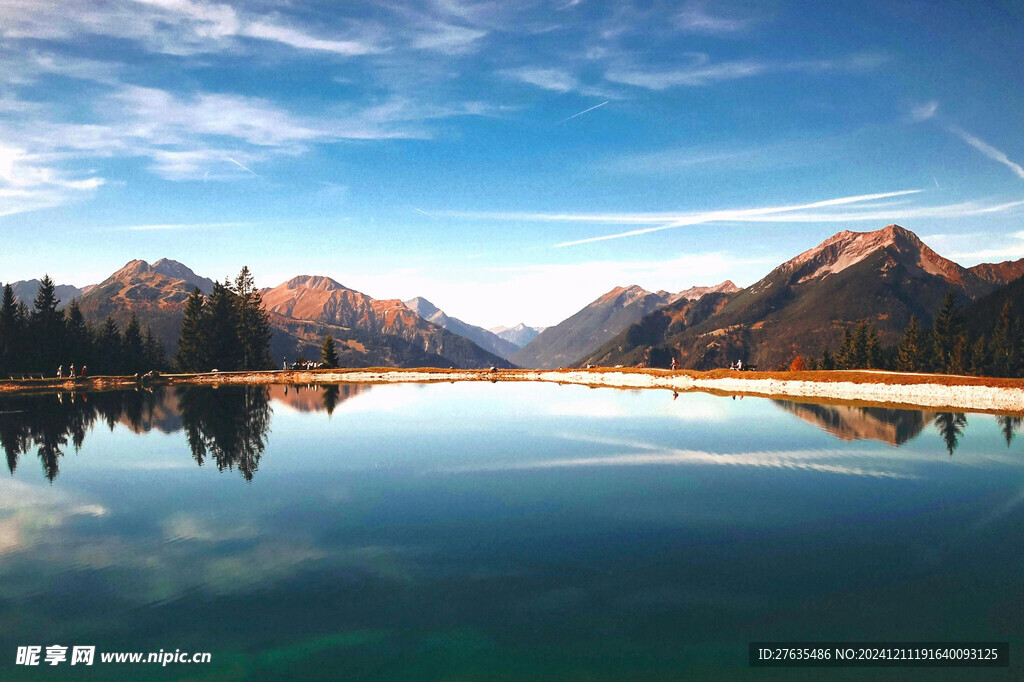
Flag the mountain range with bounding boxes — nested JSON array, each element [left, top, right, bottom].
[[580, 225, 1024, 370], [489, 323, 544, 348], [5, 224, 1022, 372], [404, 297, 520, 360], [510, 280, 740, 369]]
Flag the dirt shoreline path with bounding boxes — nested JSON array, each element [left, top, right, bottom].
[[6, 367, 1024, 414]]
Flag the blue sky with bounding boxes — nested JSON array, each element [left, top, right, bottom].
[[1, 0, 1023, 327]]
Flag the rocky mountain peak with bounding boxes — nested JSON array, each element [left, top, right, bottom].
[[782, 224, 964, 285], [598, 284, 653, 307], [404, 297, 442, 319], [283, 275, 346, 291]]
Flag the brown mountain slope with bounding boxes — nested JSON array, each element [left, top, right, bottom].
[[76, 259, 197, 350], [586, 225, 1002, 371], [510, 285, 672, 369], [262, 276, 513, 369], [968, 258, 1024, 286]]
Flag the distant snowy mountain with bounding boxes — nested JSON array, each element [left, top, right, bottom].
[[489, 323, 544, 349], [404, 297, 519, 360]]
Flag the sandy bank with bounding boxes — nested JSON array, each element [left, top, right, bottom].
[[4, 367, 1024, 413], [180, 367, 1024, 414]]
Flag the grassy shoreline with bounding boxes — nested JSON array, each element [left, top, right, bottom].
[[4, 367, 1024, 414]]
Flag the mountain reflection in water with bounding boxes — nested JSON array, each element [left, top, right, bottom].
[[773, 399, 1022, 454], [0, 385, 1020, 480], [0, 384, 373, 481]]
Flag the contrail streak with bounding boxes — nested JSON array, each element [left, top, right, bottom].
[[226, 157, 260, 177], [554, 189, 923, 247], [948, 126, 1024, 181], [555, 101, 608, 126]]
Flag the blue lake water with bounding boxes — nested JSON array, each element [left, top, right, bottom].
[[0, 382, 1022, 680]]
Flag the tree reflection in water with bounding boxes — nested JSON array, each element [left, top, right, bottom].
[[0, 385, 272, 481], [933, 412, 968, 456], [995, 415, 1022, 447], [322, 385, 340, 416], [0, 389, 169, 480], [176, 385, 272, 481]]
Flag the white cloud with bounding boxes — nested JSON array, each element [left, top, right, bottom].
[[500, 67, 578, 92], [677, 1, 754, 33], [606, 51, 888, 90], [0, 144, 105, 216], [242, 20, 378, 56], [910, 100, 939, 121]]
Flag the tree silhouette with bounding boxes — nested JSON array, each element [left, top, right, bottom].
[[175, 287, 207, 372], [320, 333, 338, 369], [31, 275, 64, 373], [176, 385, 272, 481], [933, 412, 967, 456], [0, 284, 22, 377], [995, 415, 1022, 447], [233, 266, 273, 370]]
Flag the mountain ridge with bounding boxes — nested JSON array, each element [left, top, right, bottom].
[[581, 225, 1006, 370], [404, 297, 520, 361]]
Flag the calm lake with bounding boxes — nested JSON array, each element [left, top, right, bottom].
[[0, 382, 1021, 680]]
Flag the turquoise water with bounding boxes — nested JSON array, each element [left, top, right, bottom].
[[0, 382, 1021, 680]]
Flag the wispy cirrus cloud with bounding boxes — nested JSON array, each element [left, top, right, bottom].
[[2, 0, 384, 57], [909, 100, 939, 122], [117, 220, 250, 231], [676, 0, 756, 34], [605, 51, 889, 90], [500, 67, 578, 93], [437, 191, 1024, 249], [0, 144, 105, 216]]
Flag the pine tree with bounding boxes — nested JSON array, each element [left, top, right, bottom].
[[0, 284, 19, 376], [949, 332, 968, 376], [203, 281, 241, 371], [990, 300, 1016, 377], [851, 321, 869, 369], [819, 347, 835, 370], [895, 315, 921, 372], [931, 290, 961, 374], [175, 288, 207, 371], [969, 335, 988, 376], [143, 326, 167, 371], [865, 323, 882, 369], [63, 300, 93, 372], [836, 326, 855, 369], [233, 267, 273, 370], [96, 317, 122, 374], [320, 333, 338, 368], [122, 313, 145, 373], [31, 275, 65, 373]]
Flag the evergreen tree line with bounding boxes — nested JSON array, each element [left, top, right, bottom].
[[175, 266, 273, 372], [809, 291, 1024, 377], [0, 276, 166, 377]]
